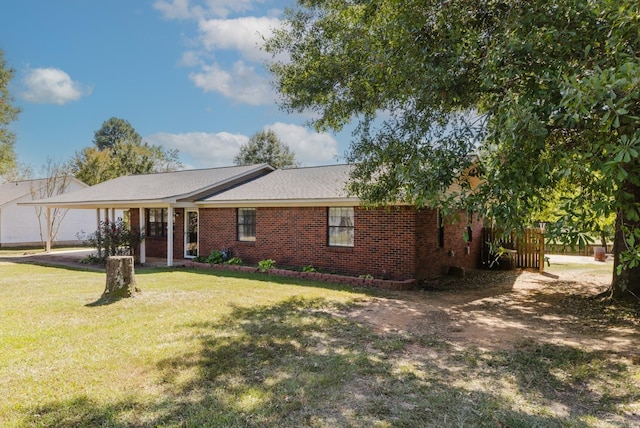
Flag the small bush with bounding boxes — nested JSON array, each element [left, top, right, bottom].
[[227, 257, 243, 265], [77, 219, 143, 264], [258, 259, 276, 272], [303, 264, 318, 273], [207, 251, 224, 265]]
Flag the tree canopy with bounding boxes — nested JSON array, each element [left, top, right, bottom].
[[72, 117, 182, 185], [267, 0, 640, 299], [234, 129, 297, 168], [0, 50, 21, 182]]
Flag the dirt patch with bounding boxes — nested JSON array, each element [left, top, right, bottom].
[[348, 266, 640, 355]]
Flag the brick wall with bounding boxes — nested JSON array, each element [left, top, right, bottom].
[[415, 210, 483, 279], [129, 205, 482, 280], [198, 206, 419, 280]]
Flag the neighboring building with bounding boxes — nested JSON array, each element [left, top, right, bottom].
[[28, 164, 482, 280], [0, 177, 95, 247]]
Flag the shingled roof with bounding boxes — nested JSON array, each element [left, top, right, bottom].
[[1, 177, 88, 207], [200, 164, 359, 206], [26, 164, 274, 209]]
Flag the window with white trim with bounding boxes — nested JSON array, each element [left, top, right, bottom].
[[328, 207, 354, 247], [238, 208, 256, 241], [147, 208, 168, 238]]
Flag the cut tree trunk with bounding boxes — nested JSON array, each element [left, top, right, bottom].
[[104, 256, 139, 298]]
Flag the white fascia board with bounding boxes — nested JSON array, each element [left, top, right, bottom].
[[196, 198, 362, 208], [18, 199, 172, 209]]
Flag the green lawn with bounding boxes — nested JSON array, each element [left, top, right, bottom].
[[1, 260, 638, 427]]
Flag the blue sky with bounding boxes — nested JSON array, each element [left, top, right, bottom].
[[1, 0, 349, 173]]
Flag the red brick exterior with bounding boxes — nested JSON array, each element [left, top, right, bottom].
[[128, 206, 482, 280], [414, 209, 483, 278]]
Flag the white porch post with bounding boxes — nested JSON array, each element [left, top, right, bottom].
[[167, 205, 174, 267], [139, 207, 146, 264], [45, 207, 52, 253], [96, 208, 101, 258]]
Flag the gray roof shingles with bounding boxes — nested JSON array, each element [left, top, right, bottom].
[[201, 164, 356, 203], [31, 164, 273, 206]]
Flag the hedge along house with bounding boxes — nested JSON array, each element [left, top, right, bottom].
[[27, 164, 483, 280]]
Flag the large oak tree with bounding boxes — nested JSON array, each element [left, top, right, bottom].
[[267, 0, 640, 299]]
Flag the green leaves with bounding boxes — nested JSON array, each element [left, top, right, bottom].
[[268, 0, 640, 292], [71, 117, 183, 185], [234, 130, 297, 169], [0, 50, 20, 181]]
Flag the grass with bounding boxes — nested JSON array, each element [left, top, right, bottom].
[[0, 245, 88, 257], [1, 259, 639, 427]]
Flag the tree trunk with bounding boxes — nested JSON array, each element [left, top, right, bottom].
[[610, 180, 640, 301], [104, 256, 139, 298], [600, 230, 607, 251]]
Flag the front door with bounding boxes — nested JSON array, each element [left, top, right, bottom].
[[185, 210, 198, 258]]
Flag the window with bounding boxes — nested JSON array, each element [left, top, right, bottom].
[[466, 211, 473, 243], [328, 207, 354, 247], [238, 208, 256, 241], [147, 208, 168, 238], [437, 209, 445, 248]]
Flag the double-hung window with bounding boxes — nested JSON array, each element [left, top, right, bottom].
[[238, 208, 256, 241], [328, 207, 354, 247], [147, 208, 168, 238]]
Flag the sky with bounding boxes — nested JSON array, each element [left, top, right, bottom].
[[1, 0, 351, 174]]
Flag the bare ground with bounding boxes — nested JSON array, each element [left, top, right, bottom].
[[349, 265, 640, 357]]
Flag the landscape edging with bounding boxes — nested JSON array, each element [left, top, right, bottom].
[[183, 260, 415, 290]]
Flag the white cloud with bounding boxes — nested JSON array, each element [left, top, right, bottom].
[[189, 61, 273, 105], [179, 50, 203, 67], [146, 124, 340, 169], [154, 0, 195, 19], [266, 123, 340, 166], [21, 68, 91, 105], [155, 0, 282, 105], [154, 0, 260, 20], [145, 131, 248, 168], [198, 16, 279, 62]]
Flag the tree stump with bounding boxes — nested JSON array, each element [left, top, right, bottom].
[[104, 256, 139, 298]]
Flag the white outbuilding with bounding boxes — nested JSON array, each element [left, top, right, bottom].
[[0, 177, 96, 248]]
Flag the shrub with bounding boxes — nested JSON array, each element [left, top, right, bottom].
[[302, 264, 318, 273], [227, 257, 243, 265], [205, 250, 225, 265], [78, 219, 143, 264], [258, 259, 276, 272]]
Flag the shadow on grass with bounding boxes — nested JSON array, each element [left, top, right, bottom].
[[486, 341, 638, 415], [135, 265, 389, 296], [85, 295, 126, 307], [0, 257, 103, 273], [24, 295, 635, 427]]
